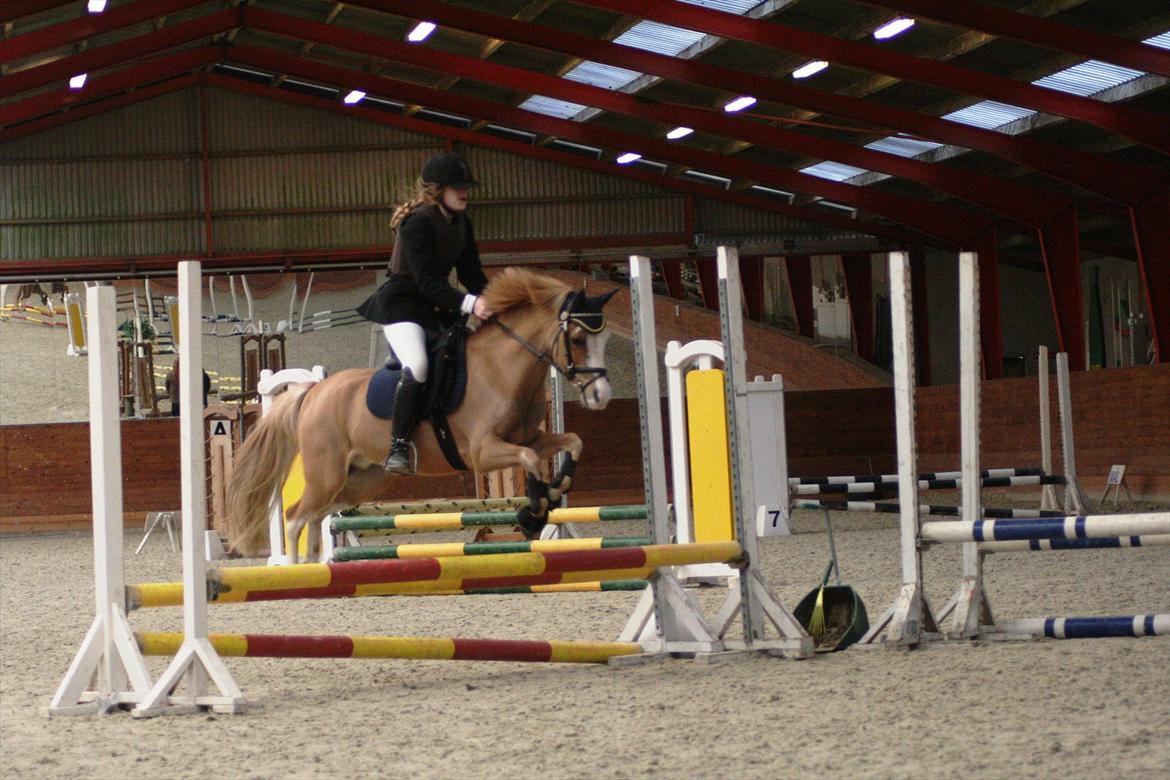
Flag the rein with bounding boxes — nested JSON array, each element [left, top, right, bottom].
[[486, 295, 608, 395]]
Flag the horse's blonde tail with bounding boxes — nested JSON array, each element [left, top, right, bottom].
[[225, 385, 310, 556]]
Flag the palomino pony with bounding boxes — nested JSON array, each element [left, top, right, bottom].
[[226, 268, 616, 562]]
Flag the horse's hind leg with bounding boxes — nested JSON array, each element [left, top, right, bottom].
[[285, 450, 348, 564]]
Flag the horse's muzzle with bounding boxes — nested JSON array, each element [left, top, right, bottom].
[[581, 376, 611, 410]]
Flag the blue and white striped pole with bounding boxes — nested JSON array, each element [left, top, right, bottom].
[[978, 534, 1170, 553], [921, 512, 1170, 543], [994, 614, 1169, 639]]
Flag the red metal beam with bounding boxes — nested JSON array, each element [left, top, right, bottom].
[[355, 0, 1158, 206], [249, 8, 1065, 229], [786, 255, 815, 339], [0, 47, 219, 129], [842, 252, 875, 362], [694, 258, 719, 311], [0, 0, 75, 25], [225, 44, 986, 245], [1039, 205, 1086, 371], [969, 228, 1004, 379], [1130, 181, 1170, 362], [0, 73, 198, 144], [661, 259, 684, 300], [1, 72, 918, 279], [571, 0, 1170, 154], [0, 7, 238, 99], [0, 235, 697, 281], [858, 0, 1170, 78], [741, 255, 765, 322], [205, 72, 915, 245], [198, 81, 214, 257], [1, 0, 207, 65]]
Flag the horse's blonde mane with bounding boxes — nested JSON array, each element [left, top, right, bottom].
[[481, 267, 569, 314]]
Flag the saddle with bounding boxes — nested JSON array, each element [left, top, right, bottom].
[[364, 321, 470, 469]]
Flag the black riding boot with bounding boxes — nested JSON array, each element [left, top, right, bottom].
[[384, 370, 426, 474]]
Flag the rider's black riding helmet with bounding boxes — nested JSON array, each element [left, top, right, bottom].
[[421, 152, 480, 189]]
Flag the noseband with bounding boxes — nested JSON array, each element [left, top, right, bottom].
[[487, 292, 609, 395]]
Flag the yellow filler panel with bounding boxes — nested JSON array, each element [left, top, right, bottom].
[[281, 453, 310, 557], [685, 369, 734, 542]]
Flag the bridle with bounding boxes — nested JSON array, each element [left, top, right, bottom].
[[487, 291, 609, 395]]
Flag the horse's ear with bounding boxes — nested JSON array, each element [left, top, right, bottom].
[[586, 288, 618, 311]]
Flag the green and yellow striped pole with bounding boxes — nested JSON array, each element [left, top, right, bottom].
[[331, 535, 651, 561], [332, 504, 648, 536]]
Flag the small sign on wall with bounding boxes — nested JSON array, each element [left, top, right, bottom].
[[209, 419, 231, 438], [1100, 464, 1133, 507]]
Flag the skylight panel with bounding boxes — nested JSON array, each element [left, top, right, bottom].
[[749, 184, 794, 199], [1145, 31, 1170, 49], [283, 78, 338, 97], [800, 161, 869, 182], [683, 170, 732, 187], [565, 61, 643, 90], [679, 0, 761, 13], [364, 96, 405, 110], [517, 95, 589, 119], [218, 63, 274, 80], [527, 2, 773, 119], [1033, 60, 1143, 97], [865, 136, 944, 157], [943, 100, 1035, 130], [484, 124, 536, 141], [415, 109, 471, 127], [613, 20, 705, 56], [549, 139, 604, 158]]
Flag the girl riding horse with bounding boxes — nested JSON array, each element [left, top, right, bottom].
[[357, 151, 494, 474]]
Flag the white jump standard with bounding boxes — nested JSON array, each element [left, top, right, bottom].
[[862, 251, 1169, 646]]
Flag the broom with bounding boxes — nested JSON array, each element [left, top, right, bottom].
[[810, 508, 845, 641], [808, 558, 835, 640]]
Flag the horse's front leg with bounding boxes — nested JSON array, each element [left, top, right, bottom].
[[472, 434, 551, 538], [527, 431, 583, 503]]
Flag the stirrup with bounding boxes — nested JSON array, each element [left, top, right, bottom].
[[383, 439, 416, 474]]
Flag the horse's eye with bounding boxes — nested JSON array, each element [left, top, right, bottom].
[[571, 337, 587, 347]]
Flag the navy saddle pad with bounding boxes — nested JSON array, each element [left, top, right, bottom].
[[364, 328, 469, 420]]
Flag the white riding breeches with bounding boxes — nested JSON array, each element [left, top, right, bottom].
[[383, 322, 429, 382]]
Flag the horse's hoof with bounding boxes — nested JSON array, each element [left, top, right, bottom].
[[515, 507, 547, 539]]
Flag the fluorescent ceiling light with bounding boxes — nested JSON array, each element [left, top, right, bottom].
[[87, 0, 107, 12], [69, 74, 87, 90], [615, 152, 642, 165], [723, 95, 756, 112], [792, 61, 828, 79], [343, 90, 366, 105], [666, 126, 694, 140], [873, 18, 915, 40], [407, 21, 437, 42]]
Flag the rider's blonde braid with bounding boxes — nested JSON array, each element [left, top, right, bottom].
[[390, 179, 443, 230]]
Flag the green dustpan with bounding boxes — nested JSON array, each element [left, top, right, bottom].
[[794, 510, 869, 653]]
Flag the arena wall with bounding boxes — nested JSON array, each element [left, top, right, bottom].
[[1, 364, 1165, 532]]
